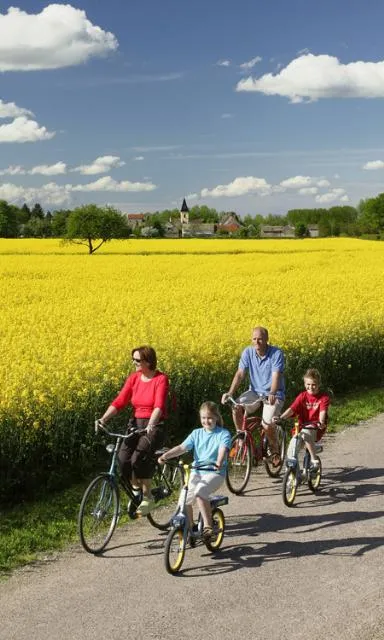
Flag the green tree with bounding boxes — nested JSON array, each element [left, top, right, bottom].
[[294, 222, 309, 238], [51, 209, 72, 236], [0, 200, 19, 237], [31, 203, 45, 219], [65, 204, 128, 254], [357, 193, 384, 233]]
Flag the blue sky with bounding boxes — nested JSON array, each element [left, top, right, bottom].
[[1, 0, 384, 215]]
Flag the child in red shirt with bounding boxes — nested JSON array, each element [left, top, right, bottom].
[[276, 368, 330, 468]]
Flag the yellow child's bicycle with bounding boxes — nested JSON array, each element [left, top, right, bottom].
[[280, 420, 323, 507], [164, 462, 228, 574]]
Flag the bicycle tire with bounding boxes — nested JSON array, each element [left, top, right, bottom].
[[78, 474, 119, 554], [226, 433, 252, 494], [204, 508, 225, 552], [147, 465, 183, 531], [282, 468, 298, 507], [308, 457, 322, 492], [164, 527, 186, 574], [264, 424, 286, 477]]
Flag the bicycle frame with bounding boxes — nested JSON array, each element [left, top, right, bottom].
[[170, 464, 228, 530], [164, 462, 228, 573], [286, 422, 323, 471]]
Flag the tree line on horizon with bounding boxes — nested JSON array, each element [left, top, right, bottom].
[[1, 193, 384, 250]]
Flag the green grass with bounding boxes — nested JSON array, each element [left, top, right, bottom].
[[1, 385, 384, 578], [330, 387, 384, 428]]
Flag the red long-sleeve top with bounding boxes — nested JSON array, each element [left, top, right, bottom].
[[111, 370, 169, 419]]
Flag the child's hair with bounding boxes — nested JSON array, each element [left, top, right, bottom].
[[303, 368, 321, 384], [199, 401, 223, 426]]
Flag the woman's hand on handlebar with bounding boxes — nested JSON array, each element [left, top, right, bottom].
[[94, 418, 106, 433]]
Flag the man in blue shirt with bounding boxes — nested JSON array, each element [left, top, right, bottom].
[[221, 326, 285, 461]]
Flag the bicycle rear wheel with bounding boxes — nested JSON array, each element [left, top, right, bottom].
[[226, 433, 252, 494], [164, 527, 186, 574], [78, 474, 119, 554], [264, 424, 286, 477], [147, 465, 183, 530], [204, 508, 225, 552], [282, 468, 298, 507], [308, 457, 322, 492]]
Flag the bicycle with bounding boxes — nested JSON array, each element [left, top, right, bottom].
[[78, 422, 183, 554], [280, 420, 323, 507], [223, 395, 287, 494], [164, 462, 228, 575]]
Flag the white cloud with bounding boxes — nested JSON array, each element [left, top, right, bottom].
[[280, 175, 313, 189], [0, 99, 32, 118], [0, 164, 25, 175], [0, 161, 66, 175], [0, 116, 55, 142], [29, 162, 67, 175], [0, 4, 118, 71], [201, 176, 272, 198], [186, 192, 198, 200], [217, 59, 231, 67], [363, 160, 384, 170], [221, 113, 233, 119], [0, 181, 71, 206], [133, 156, 144, 161], [0, 175, 156, 205], [236, 53, 384, 102], [73, 155, 125, 175], [299, 187, 318, 195], [71, 176, 156, 192], [315, 188, 347, 204], [280, 175, 331, 189], [239, 56, 262, 70]]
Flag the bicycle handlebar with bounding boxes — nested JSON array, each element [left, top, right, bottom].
[[190, 461, 220, 472], [94, 420, 146, 439], [223, 393, 269, 408], [300, 421, 322, 430]]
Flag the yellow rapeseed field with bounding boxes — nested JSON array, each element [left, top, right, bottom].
[[1, 237, 384, 497]]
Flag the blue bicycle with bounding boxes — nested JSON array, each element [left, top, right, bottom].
[[164, 462, 228, 574], [78, 422, 183, 554]]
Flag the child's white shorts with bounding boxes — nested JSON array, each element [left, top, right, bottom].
[[180, 471, 224, 506]]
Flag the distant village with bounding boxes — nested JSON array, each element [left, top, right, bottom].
[[127, 198, 319, 239]]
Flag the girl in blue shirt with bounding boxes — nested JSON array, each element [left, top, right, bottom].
[[158, 401, 231, 541]]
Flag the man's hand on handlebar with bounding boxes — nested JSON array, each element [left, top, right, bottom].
[[221, 392, 230, 405]]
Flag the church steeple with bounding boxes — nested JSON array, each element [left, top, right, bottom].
[[180, 198, 189, 224]]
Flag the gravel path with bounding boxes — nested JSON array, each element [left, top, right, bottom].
[[1, 416, 383, 640]]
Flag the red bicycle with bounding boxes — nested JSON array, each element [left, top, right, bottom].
[[224, 396, 287, 494]]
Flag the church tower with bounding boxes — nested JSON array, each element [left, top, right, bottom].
[[180, 198, 189, 225]]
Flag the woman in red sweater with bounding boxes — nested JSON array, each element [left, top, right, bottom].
[[98, 345, 169, 515]]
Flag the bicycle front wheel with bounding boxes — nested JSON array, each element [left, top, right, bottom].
[[164, 527, 186, 574], [282, 468, 298, 507], [147, 465, 183, 531], [205, 508, 225, 552], [78, 474, 119, 554], [264, 424, 286, 477], [226, 433, 252, 494], [308, 458, 322, 492]]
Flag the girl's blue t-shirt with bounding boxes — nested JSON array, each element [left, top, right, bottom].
[[182, 426, 232, 476]]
